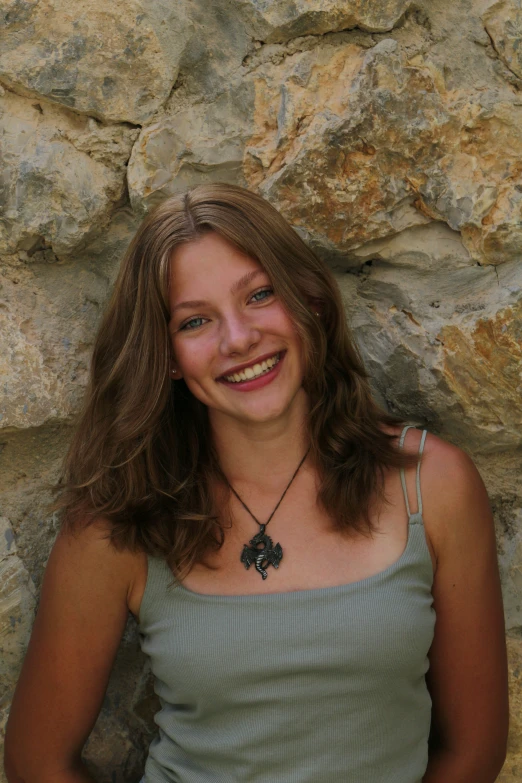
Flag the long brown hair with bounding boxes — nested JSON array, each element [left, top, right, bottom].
[[49, 182, 418, 582]]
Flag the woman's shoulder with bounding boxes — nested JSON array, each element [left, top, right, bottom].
[[403, 427, 492, 567], [51, 517, 143, 614], [415, 427, 486, 516], [383, 424, 490, 563], [383, 421, 474, 470]]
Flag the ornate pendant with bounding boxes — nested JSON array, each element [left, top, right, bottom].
[[240, 524, 283, 580]]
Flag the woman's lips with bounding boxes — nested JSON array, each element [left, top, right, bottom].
[[218, 351, 286, 392]]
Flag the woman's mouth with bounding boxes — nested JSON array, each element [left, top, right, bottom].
[[218, 351, 285, 390]]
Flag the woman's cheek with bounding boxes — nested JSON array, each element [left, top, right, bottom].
[[176, 337, 214, 379]]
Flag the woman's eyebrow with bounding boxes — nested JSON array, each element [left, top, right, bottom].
[[230, 268, 265, 295], [171, 270, 266, 315]]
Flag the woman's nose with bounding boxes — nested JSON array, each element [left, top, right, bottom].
[[219, 312, 260, 356]]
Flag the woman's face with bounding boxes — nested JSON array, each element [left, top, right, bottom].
[[168, 232, 308, 428]]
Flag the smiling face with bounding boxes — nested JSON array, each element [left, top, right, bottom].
[[168, 232, 309, 430]]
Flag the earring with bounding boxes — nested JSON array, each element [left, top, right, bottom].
[[315, 311, 320, 317], [171, 367, 177, 375]]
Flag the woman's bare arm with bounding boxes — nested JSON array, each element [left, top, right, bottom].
[[421, 437, 509, 782], [3, 521, 137, 782]]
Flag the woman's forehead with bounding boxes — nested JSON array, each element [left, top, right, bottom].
[[168, 235, 268, 305]]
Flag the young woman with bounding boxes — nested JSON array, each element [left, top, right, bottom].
[[4, 183, 508, 782]]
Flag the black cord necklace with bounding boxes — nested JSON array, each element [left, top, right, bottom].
[[221, 447, 311, 580]]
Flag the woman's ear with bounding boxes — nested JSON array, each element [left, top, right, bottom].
[[169, 362, 183, 380], [308, 297, 323, 317]]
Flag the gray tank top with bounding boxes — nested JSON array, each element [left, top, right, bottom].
[[138, 425, 435, 782]]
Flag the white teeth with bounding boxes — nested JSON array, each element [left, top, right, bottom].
[[223, 352, 281, 383]]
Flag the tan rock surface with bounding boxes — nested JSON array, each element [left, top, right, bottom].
[[234, 0, 415, 44], [497, 514, 522, 636], [131, 31, 522, 266], [0, 517, 36, 743], [340, 248, 522, 451], [0, 0, 189, 124], [0, 424, 77, 586], [128, 81, 255, 215], [0, 207, 140, 432], [439, 299, 522, 448], [417, 97, 522, 265], [1, 256, 107, 430], [498, 636, 522, 782], [247, 39, 458, 249], [0, 88, 134, 256], [483, 1, 522, 81]]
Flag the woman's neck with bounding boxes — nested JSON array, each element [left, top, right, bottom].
[[209, 389, 310, 489]]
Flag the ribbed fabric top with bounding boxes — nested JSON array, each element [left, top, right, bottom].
[[138, 425, 435, 783]]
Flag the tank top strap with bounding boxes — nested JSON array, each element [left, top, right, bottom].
[[399, 425, 427, 521]]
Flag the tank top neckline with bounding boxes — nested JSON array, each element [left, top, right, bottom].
[[165, 510, 427, 603]]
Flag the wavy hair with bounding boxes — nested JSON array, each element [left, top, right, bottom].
[[49, 182, 418, 582]]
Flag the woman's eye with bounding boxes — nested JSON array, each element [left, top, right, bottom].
[[178, 289, 272, 330], [250, 287, 274, 303], [179, 316, 207, 331]]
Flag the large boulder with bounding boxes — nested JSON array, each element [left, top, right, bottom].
[[0, 516, 36, 739], [0, 88, 136, 257], [340, 224, 522, 452], [0, 0, 190, 124]]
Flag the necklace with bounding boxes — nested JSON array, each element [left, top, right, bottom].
[[221, 447, 310, 580]]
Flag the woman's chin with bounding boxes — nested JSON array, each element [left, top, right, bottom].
[[215, 386, 307, 427]]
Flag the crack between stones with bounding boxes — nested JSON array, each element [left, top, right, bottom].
[[0, 78, 142, 130], [241, 5, 431, 74], [241, 25, 379, 70], [482, 25, 522, 88], [158, 71, 186, 115]]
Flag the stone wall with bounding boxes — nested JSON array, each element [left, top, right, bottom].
[[1, 1, 521, 780]]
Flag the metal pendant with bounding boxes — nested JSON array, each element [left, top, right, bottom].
[[240, 524, 283, 580]]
